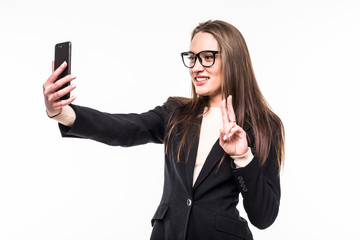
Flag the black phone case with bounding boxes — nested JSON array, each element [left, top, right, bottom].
[[54, 41, 72, 100]]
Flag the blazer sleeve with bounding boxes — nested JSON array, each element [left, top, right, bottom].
[[232, 129, 281, 230], [58, 98, 176, 147]]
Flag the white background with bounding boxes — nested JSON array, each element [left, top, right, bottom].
[[1, 0, 359, 239]]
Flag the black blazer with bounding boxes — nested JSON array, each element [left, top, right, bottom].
[[59, 98, 281, 240]]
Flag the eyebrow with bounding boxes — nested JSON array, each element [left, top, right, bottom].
[[187, 50, 220, 54]]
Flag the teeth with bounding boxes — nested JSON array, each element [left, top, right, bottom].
[[196, 77, 209, 81]]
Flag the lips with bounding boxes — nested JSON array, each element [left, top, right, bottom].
[[194, 75, 210, 85], [195, 76, 210, 82]]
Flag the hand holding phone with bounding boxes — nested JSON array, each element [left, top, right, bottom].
[[43, 42, 76, 118]]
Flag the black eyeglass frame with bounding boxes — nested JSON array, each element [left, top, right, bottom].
[[180, 50, 221, 68]]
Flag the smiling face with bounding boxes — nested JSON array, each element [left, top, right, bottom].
[[189, 32, 223, 106]]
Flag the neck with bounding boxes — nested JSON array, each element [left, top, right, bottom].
[[208, 94, 222, 108]]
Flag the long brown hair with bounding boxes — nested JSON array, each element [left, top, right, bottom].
[[166, 20, 284, 172]]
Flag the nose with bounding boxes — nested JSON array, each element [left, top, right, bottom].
[[192, 57, 204, 72]]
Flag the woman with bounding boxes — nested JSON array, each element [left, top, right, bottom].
[[43, 20, 284, 240]]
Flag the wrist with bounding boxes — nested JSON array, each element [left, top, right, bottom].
[[231, 147, 253, 168], [46, 109, 62, 118], [231, 147, 251, 158]]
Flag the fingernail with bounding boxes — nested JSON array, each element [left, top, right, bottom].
[[62, 61, 67, 65], [71, 74, 77, 79], [223, 135, 227, 141], [72, 84, 77, 88], [228, 133, 232, 138]]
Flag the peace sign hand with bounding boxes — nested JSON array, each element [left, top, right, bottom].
[[219, 95, 248, 156]]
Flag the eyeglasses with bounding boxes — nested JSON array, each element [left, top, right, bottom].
[[180, 50, 220, 68]]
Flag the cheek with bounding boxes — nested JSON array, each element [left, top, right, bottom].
[[215, 77, 223, 90], [216, 64, 222, 77], [213, 67, 223, 84]]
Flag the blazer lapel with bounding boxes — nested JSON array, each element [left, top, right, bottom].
[[173, 116, 201, 195], [192, 139, 225, 191], [184, 115, 202, 194], [185, 139, 198, 194], [176, 106, 225, 194]]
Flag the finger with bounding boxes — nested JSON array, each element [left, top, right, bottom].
[[44, 74, 76, 96], [227, 95, 236, 123], [44, 61, 68, 87], [48, 83, 77, 102], [219, 128, 227, 142], [228, 125, 245, 139], [221, 122, 238, 141], [52, 95, 76, 108], [221, 98, 230, 124]]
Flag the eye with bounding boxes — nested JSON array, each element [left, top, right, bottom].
[[203, 54, 214, 62], [186, 54, 195, 62]]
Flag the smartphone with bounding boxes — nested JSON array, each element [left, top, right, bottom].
[[54, 41, 72, 100]]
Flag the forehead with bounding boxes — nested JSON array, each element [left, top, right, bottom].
[[190, 32, 219, 52]]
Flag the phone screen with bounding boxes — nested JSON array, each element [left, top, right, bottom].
[[54, 41, 71, 100]]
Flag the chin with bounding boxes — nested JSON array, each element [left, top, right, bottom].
[[194, 87, 207, 95], [195, 90, 208, 97]]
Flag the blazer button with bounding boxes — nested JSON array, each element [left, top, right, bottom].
[[186, 199, 192, 206], [237, 176, 244, 181]]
